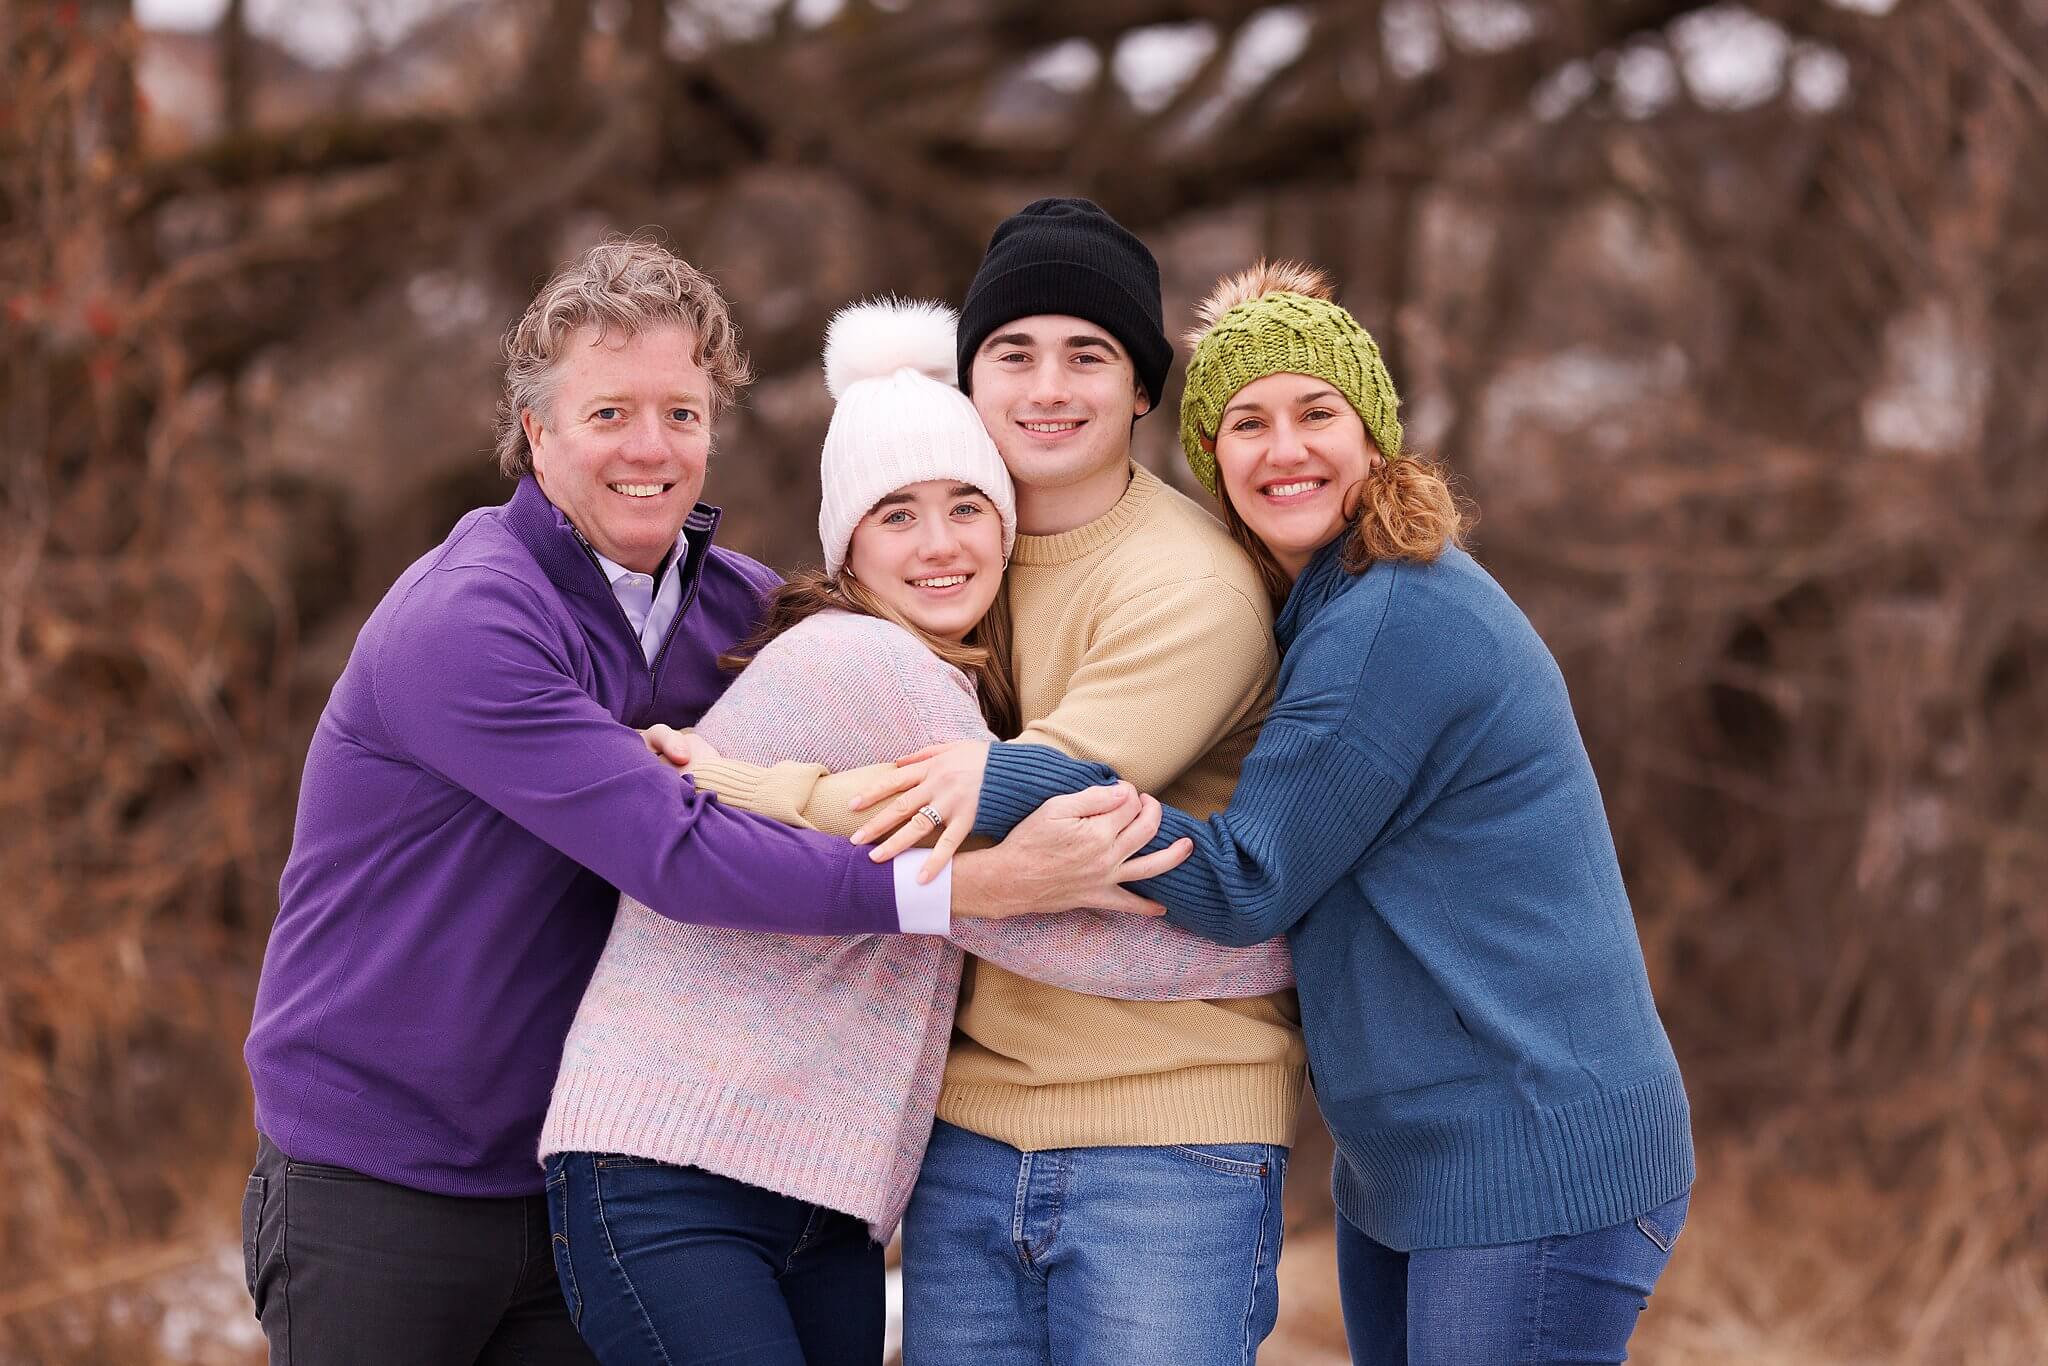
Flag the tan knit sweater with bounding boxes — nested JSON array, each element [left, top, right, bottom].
[[691, 464, 1306, 1150]]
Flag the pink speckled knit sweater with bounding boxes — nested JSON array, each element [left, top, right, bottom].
[[539, 609, 1292, 1240]]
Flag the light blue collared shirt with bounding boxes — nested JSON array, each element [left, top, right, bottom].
[[594, 530, 952, 932], [593, 532, 691, 668]]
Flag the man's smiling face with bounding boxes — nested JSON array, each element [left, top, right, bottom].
[[966, 314, 1151, 494], [522, 323, 711, 573]]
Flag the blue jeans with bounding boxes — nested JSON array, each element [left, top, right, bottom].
[[1336, 1189, 1690, 1365], [901, 1120, 1287, 1366], [543, 1152, 883, 1366]]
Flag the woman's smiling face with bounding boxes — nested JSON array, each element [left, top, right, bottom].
[[1211, 371, 1382, 581]]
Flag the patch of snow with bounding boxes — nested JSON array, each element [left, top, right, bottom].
[[1531, 59, 1596, 122], [137, 0, 228, 31], [1671, 5, 1789, 111], [1443, 0, 1537, 54], [139, 0, 470, 69], [1614, 43, 1679, 119], [1114, 22, 1221, 114], [1022, 39, 1103, 96], [1225, 8, 1312, 94], [1382, 1, 1444, 80], [1789, 42, 1851, 113], [1477, 344, 1690, 499], [1861, 298, 1991, 457]]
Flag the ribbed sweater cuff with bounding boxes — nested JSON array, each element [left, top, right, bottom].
[[982, 727, 1402, 949], [689, 756, 828, 829], [977, 742, 1112, 837], [1329, 1067, 1696, 1251]]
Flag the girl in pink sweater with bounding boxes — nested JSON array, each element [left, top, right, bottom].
[[540, 301, 1290, 1366]]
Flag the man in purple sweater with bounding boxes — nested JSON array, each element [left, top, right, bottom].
[[240, 237, 1169, 1365]]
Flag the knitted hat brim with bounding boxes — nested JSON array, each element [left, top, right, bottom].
[[956, 266, 1172, 412], [1178, 293, 1404, 495]]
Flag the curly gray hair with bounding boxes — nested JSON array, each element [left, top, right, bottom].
[[494, 235, 753, 477]]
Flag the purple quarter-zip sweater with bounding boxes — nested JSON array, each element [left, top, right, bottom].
[[245, 477, 897, 1197]]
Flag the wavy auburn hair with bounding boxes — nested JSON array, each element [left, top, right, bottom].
[[1189, 261, 1470, 607]]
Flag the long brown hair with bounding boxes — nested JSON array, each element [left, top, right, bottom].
[[1216, 457, 1471, 611], [721, 568, 1021, 738]]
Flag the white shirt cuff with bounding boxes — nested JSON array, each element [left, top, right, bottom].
[[892, 850, 953, 935]]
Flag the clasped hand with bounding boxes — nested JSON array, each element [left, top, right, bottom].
[[848, 740, 992, 875], [851, 741, 1191, 920], [641, 724, 721, 769]]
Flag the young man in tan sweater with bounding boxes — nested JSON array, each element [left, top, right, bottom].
[[670, 199, 1304, 1364]]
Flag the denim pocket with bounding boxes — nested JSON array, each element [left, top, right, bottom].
[[1169, 1143, 1282, 1180], [240, 1176, 267, 1303], [546, 1167, 581, 1328], [1634, 1191, 1690, 1253], [591, 1153, 662, 1170]]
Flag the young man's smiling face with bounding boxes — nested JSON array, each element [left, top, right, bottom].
[[967, 315, 1151, 497]]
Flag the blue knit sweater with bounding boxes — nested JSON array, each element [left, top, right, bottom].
[[976, 539, 1693, 1251]]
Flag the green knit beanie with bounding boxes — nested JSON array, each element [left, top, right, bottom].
[[1179, 291, 1404, 496]]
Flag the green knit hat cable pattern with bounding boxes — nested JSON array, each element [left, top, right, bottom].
[[1179, 291, 1405, 496]]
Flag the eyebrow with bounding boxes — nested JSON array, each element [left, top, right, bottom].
[[870, 484, 989, 512], [981, 331, 1123, 357], [587, 392, 707, 406], [1220, 386, 1341, 421]]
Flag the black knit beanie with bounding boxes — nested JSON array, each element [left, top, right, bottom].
[[956, 197, 1172, 415]]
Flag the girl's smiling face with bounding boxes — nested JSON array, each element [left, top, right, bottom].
[[845, 480, 1007, 641]]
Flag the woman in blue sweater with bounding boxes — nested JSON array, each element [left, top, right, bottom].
[[854, 262, 1694, 1364]]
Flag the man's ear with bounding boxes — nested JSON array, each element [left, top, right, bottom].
[[1133, 382, 1152, 419], [520, 408, 546, 468]]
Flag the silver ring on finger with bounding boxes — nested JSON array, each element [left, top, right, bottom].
[[918, 803, 946, 832]]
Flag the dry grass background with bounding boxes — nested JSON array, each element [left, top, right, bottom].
[[3, 1, 2045, 1361]]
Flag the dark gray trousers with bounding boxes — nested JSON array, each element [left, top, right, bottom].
[[243, 1132, 597, 1366]]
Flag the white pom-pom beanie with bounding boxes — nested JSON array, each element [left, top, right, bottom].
[[817, 298, 1017, 578]]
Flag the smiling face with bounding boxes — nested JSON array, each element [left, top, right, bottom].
[[967, 314, 1150, 528], [521, 323, 712, 574], [844, 480, 1006, 642], [1211, 371, 1384, 581]]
